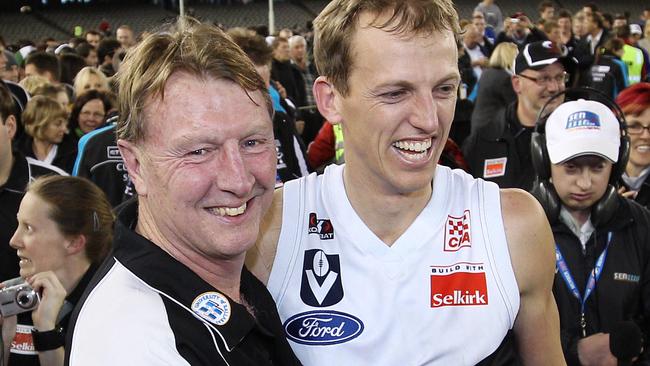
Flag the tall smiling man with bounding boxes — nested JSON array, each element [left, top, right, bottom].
[[247, 0, 565, 364]]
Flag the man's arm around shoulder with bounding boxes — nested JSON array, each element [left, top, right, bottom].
[[501, 188, 566, 365], [246, 188, 283, 285]]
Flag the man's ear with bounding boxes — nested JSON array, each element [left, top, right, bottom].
[[117, 139, 148, 196], [4, 115, 16, 140], [511, 75, 522, 94], [313, 76, 344, 125]]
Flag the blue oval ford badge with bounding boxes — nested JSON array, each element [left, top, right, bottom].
[[284, 310, 364, 346]]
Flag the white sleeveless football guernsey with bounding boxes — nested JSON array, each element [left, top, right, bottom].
[[268, 164, 520, 365]]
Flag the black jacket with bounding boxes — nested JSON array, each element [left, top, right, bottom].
[[19, 132, 78, 174], [463, 101, 537, 190], [620, 175, 650, 211], [72, 124, 133, 207], [551, 196, 650, 365]]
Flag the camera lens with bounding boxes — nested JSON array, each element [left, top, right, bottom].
[[16, 289, 37, 309]]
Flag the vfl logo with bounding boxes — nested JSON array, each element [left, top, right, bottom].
[[191, 292, 231, 326], [566, 111, 601, 130], [284, 310, 364, 345], [430, 262, 488, 308], [444, 210, 471, 252], [301, 249, 344, 307], [308, 213, 334, 240]]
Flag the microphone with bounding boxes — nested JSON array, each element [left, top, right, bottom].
[[610, 321, 643, 366]]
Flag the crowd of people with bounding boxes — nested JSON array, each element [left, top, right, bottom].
[[0, 0, 648, 365]]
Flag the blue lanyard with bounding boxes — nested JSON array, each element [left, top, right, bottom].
[[555, 232, 612, 337]]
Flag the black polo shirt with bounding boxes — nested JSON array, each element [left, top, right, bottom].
[[65, 199, 300, 365]]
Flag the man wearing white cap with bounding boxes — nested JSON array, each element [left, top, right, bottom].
[[531, 99, 650, 365]]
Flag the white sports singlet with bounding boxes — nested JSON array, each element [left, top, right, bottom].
[[268, 164, 520, 365]]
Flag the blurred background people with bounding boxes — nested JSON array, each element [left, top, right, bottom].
[[20, 95, 76, 173], [617, 82, 650, 208], [68, 89, 112, 138]]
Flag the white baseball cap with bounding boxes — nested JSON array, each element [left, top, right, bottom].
[[546, 99, 620, 164]]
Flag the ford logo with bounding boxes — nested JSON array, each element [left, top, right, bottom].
[[284, 310, 364, 346]]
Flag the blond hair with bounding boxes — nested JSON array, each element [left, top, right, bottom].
[[116, 17, 271, 142], [313, 0, 461, 96], [19, 75, 50, 96], [22, 95, 68, 140], [489, 42, 518, 71], [73, 66, 109, 97]]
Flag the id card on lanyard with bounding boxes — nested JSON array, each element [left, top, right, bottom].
[[555, 232, 612, 337]]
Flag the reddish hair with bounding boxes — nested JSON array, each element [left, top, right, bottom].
[[616, 82, 650, 117]]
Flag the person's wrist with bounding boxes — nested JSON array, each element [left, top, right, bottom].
[[31, 327, 64, 351]]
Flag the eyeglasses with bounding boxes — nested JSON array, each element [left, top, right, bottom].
[[80, 111, 105, 119], [627, 123, 650, 135], [518, 72, 569, 87]]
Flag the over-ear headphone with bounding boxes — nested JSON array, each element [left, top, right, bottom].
[[530, 87, 630, 226]]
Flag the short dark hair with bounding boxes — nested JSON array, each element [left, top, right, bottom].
[[59, 53, 86, 85], [228, 28, 273, 66], [557, 9, 572, 19], [24, 51, 60, 81], [85, 30, 102, 38], [97, 38, 121, 61], [538, 1, 554, 14], [75, 42, 95, 58], [0, 81, 16, 122]]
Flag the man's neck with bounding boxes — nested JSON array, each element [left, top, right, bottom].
[[342, 163, 432, 246], [590, 28, 602, 39], [135, 203, 244, 302], [516, 103, 538, 127], [0, 152, 14, 187], [293, 58, 306, 70]]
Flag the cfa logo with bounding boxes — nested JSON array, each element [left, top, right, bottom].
[[430, 263, 488, 308], [444, 210, 471, 252], [308, 213, 334, 240]]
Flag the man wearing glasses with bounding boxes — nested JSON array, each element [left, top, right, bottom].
[[464, 40, 575, 190]]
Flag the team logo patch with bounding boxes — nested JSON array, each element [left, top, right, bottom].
[[301, 249, 344, 307], [483, 157, 507, 178], [308, 213, 334, 240], [191, 292, 231, 326], [106, 146, 121, 159], [430, 262, 488, 307], [284, 310, 364, 346], [565, 111, 601, 130], [444, 210, 471, 252]]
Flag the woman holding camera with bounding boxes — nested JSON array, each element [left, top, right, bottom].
[[1, 176, 113, 366]]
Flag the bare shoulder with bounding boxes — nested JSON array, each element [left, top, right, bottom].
[[246, 188, 284, 285], [499, 188, 555, 293]]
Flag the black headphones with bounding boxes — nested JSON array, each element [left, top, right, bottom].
[[530, 87, 630, 226]]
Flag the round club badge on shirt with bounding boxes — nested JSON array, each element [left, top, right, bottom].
[[191, 292, 231, 326]]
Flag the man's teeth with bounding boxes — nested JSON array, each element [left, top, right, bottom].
[[210, 203, 246, 216], [636, 145, 650, 152], [393, 140, 432, 152]]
